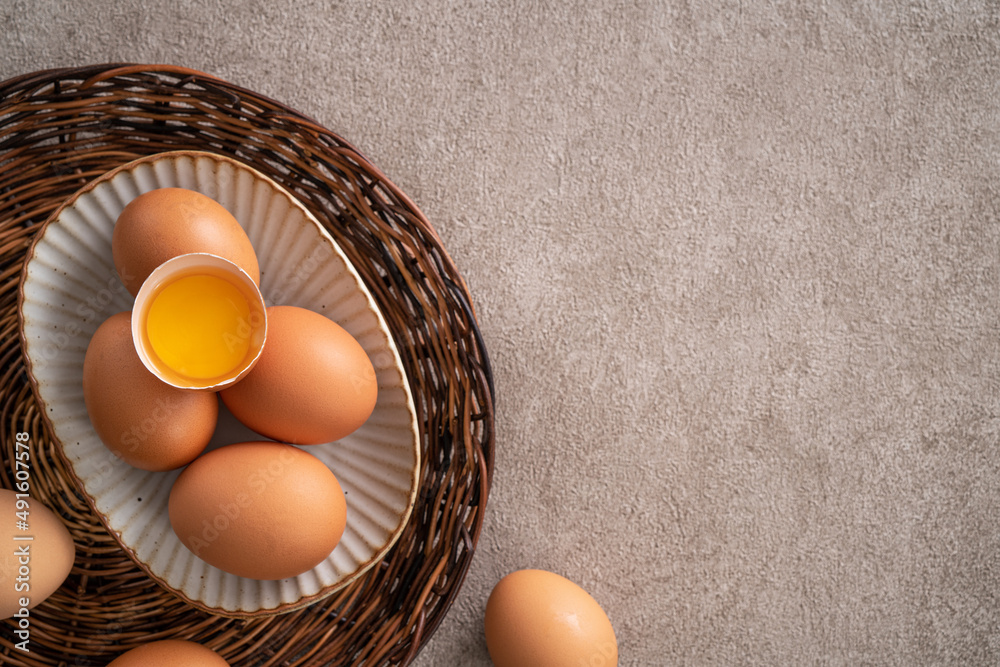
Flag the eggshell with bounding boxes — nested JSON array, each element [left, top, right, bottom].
[[106, 639, 230, 666], [485, 569, 618, 667], [168, 441, 347, 580], [0, 489, 75, 619], [112, 187, 260, 296], [219, 305, 377, 445], [83, 312, 219, 471]]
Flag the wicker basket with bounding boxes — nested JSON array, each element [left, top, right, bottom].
[[0, 64, 495, 666]]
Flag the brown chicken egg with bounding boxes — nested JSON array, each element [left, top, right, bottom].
[[219, 305, 377, 445], [168, 441, 347, 580], [485, 569, 619, 667], [106, 639, 230, 666], [1, 489, 75, 620], [83, 311, 219, 471], [112, 187, 260, 296]]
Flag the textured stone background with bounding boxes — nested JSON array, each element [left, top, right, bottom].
[[4, 1, 1000, 665]]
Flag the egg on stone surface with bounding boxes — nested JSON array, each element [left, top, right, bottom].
[[112, 187, 260, 296], [485, 569, 618, 667], [0, 489, 75, 619], [168, 441, 347, 580], [82, 311, 219, 471], [106, 639, 230, 666], [219, 305, 377, 445]]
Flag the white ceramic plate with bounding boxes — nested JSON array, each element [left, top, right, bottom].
[[18, 151, 420, 617]]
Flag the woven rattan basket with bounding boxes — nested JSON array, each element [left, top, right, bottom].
[[0, 64, 494, 666]]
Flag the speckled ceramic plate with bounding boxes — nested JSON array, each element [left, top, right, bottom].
[[17, 151, 421, 617]]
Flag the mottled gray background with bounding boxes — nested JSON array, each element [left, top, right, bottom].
[[4, 1, 1000, 665]]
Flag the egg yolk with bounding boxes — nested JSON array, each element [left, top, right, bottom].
[[145, 273, 252, 380]]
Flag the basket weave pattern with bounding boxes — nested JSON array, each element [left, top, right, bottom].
[[0, 64, 494, 666]]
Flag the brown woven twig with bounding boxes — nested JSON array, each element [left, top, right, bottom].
[[0, 64, 494, 666]]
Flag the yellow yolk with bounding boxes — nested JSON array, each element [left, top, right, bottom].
[[145, 273, 252, 380]]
